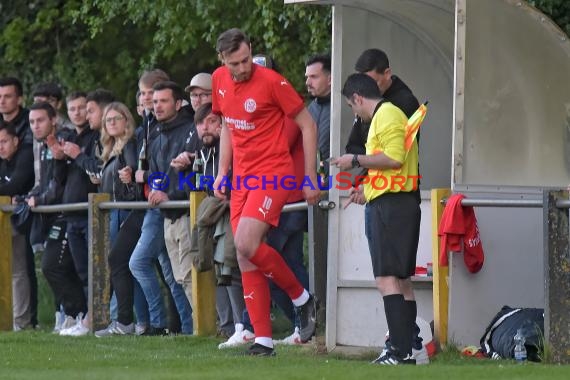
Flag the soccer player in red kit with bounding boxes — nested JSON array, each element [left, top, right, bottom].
[[211, 28, 320, 356]]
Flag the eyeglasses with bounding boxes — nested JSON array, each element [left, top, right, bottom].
[[105, 115, 125, 124], [189, 92, 212, 100]]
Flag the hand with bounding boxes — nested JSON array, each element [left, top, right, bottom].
[[135, 169, 146, 184], [303, 175, 321, 205], [63, 142, 81, 159], [170, 151, 194, 170], [342, 186, 366, 209], [213, 173, 228, 200], [148, 190, 168, 206], [330, 154, 355, 171], [47, 136, 65, 160], [118, 166, 133, 184], [27, 197, 36, 208]]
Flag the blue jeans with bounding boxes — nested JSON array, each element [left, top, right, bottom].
[[109, 209, 149, 326], [129, 208, 167, 328], [158, 250, 193, 334]]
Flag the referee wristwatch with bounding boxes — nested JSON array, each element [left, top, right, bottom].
[[351, 154, 360, 168]]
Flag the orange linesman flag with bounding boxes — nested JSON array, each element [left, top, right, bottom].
[[404, 101, 428, 154]]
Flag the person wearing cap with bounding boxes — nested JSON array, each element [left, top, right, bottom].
[[185, 73, 213, 112], [171, 73, 212, 171]]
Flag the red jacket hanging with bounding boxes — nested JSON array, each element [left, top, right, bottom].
[[438, 193, 484, 273]]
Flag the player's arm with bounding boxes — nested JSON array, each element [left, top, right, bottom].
[[213, 119, 232, 200], [294, 108, 320, 205]]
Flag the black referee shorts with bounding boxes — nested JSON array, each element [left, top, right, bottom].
[[364, 191, 421, 278]]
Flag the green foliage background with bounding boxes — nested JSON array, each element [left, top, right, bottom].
[[0, 0, 332, 108], [0, 0, 568, 110]]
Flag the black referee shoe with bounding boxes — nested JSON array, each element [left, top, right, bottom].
[[297, 294, 318, 343], [247, 343, 276, 357]]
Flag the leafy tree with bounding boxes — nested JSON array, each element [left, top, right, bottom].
[[529, 0, 570, 37], [0, 0, 332, 109], [2, 0, 567, 111]]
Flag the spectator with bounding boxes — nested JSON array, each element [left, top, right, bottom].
[[32, 82, 74, 131], [57, 91, 99, 336], [0, 123, 34, 330], [305, 53, 331, 175], [130, 69, 193, 336], [0, 77, 33, 147], [27, 102, 86, 335], [174, 102, 253, 348], [94, 102, 147, 336], [147, 81, 194, 308]]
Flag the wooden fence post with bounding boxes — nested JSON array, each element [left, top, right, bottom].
[[189, 191, 216, 336], [431, 188, 450, 348], [0, 196, 13, 331], [543, 190, 570, 364], [88, 193, 111, 332]]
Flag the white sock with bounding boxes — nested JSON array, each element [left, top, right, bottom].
[[255, 337, 273, 348], [292, 289, 310, 307]]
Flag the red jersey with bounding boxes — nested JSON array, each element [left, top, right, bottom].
[[212, 64, 304, 177]]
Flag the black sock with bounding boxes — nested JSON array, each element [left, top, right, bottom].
[[405, 300, 422, 349], [383, 294, 412, 358]]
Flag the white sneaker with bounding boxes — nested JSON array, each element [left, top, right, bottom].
[[95, 321, 134, 337], [60, 314, 89, 336], [135, 323, 147, 336], [59, 315, 76, 333], [412, 345, 430, 365], [53, 311, 64, 333], [273, 327, 303, 345], [218, 324, 255, 349], [66, 322, 90, 337]]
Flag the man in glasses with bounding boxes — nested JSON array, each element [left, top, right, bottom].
[[185, 73, 212, 112], [170, 73, 211, 174]]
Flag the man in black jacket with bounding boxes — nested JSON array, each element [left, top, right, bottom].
[[0, 77, 33, 148], [148, 81, 194, 308], [27, 102, 86, 334], [345, 49, 419, 154], [0, 123, 34, 330], [64, 88, 115, 184], [58, 92, 99, 337], [1, 77, 38, 327]]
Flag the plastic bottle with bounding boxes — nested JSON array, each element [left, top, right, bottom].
[[513, 328, 527, 363]]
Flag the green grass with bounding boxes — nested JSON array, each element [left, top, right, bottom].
[[0, 331, 568, 380]]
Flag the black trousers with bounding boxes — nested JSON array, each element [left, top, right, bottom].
[[109, 210, 145, 325], [41, 219, 86, 318]]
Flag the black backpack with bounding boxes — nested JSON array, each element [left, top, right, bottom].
[[480, 306, 544, 362]]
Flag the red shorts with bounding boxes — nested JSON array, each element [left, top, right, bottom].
[[230, 186, 290, 234]]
